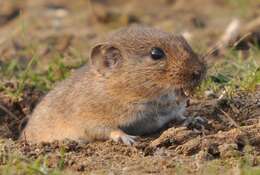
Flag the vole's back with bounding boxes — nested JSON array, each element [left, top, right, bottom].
[[22, 66, 92, 141]]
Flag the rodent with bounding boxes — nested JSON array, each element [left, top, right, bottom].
[[21, 26, 206, 145]]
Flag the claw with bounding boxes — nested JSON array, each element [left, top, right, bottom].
[[183, 116, 208, 130], [110, 130, 137, 145]]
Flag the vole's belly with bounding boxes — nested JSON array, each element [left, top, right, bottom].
[[120, 94, 186, 136]]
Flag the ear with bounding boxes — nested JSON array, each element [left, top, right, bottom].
[[90, 43, 123, 72]]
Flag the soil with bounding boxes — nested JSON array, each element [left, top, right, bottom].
[[0, 0, 260, 174]]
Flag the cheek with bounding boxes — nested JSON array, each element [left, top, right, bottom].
[[165, 64, 180, 80]]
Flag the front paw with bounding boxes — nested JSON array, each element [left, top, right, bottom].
[[183, 116, 208, 130], [110, 130, 137, 145]]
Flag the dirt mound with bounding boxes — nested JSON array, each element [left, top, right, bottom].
[[0, 82, 44, 139], [0, 84, 259, 173]]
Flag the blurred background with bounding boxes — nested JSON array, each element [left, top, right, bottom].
[[0, 0, 259, 68]]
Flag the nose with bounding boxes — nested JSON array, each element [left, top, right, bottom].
[[191, 70, 202, 80]]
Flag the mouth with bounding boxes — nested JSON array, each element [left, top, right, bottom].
[[167, 69, 206, 97], [182, 88, 192, 97], [167, 83, 197, 98], [180, 85, 197, 97], [182, 70, 206, 97], [183, 89, 190, 97]]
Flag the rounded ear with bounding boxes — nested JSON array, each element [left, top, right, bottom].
[[90, 43, 123, 72]]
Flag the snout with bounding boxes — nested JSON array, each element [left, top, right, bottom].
[[191, 63, 206, 85], [165, 53, 206, 92], [191, 70, 203, 81], [180, 65, 206, 96]]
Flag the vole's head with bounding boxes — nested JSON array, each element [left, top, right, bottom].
[[90, 26, 206, 101]]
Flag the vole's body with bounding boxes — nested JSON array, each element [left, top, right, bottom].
[[22, 26, 205, 144]]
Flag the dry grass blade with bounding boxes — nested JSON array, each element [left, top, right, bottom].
[[202, 19, 241, 59], [0, 103, 19, 121], [232, 32, 252, 48], [202, 18, 257, 60], [218, 108, 252, 147], [218, 108, 241, 129]]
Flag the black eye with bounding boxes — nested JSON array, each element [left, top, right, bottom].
[[150, 47, 166, 60]]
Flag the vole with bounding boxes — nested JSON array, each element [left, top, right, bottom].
[[21, 26, 206, 145]]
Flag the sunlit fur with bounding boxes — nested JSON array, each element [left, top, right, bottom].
[[21, 26, 206, 143]]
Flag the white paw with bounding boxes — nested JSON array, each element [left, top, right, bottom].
[[120, 135, 136, 145], [110, 130, 137, 145]]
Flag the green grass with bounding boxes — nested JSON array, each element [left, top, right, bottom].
[[0, 17, 85, 101], [197, 47, 260, 98], [0, 141, 72, 175], [0, 50, 85, 101], [0, 156, 68, 175], [174, 145, 260, 175]]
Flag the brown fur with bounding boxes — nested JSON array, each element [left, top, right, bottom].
[[21, 26, 206, 144]]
